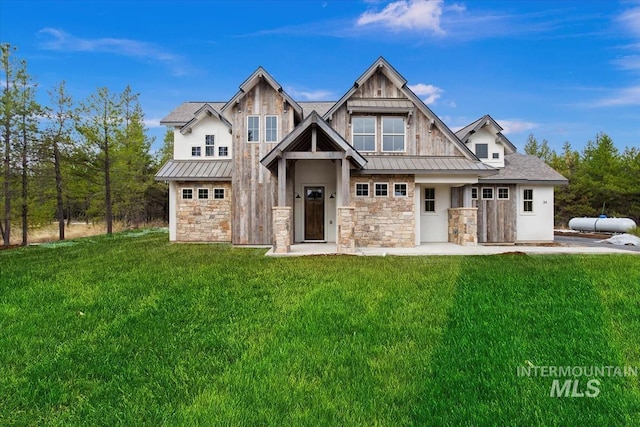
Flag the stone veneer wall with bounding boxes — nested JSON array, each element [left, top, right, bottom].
[[272, 207, 292, 254], [337, 207, 355, 254], [448, 207, 478, 246], [176, 181, 232, 242], [351, 174, 415, 247]]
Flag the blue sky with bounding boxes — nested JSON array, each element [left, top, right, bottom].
[[1, 0, 639, 153]]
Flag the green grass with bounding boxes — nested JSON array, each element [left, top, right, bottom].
[[1, 229, 639, 426]]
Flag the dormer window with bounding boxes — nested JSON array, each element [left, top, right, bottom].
[[475, 143, 488, 159], [382, 117, 405, 152], [492, 152, 500, 159]]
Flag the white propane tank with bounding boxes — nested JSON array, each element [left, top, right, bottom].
[[568, 217, 636, 233]]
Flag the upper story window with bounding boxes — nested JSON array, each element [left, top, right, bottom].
[[218, 146, 228, 157], [382, 117, 405, 152], [352, 117, 376, 152], [265, 116, 278, 142], [475, 143, 488, 159], [205, 135, 215, 156], [247, 116, 259, 142], [191, 146, 201, 157]]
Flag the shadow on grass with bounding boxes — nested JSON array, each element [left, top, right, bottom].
[[412, 255, 640, 426]]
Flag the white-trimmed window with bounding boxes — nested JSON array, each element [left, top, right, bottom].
[[492, 152, 500, 159], [394, 183, 408, 197], [424, 187, 435, 212], [352, 117, 376, 151], [523, 189, 534, 212], [265, 116, 278, 142], [497, 187, 509, 200], [247, 116, 259, 142], [374, 183, 388, 197], [482, 187, 494, 200], [205, 135, 215, 156], [214, 188, 225, 200], [182, 188, 193, 199], [218, 146, 228, 157], [198, 188, 209, 199], [476, 144, 488, 159], [382, 117, 405, 152], [471, 187, 478, 200], [355, 183, 369, 197], [191, 146, 201, 157]]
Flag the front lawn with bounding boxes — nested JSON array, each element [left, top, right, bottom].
[[1, 230, 639, 425]]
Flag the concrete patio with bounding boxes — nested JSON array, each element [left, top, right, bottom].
[[265, 241, 640, 257]]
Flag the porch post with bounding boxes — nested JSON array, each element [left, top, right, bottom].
[[277, 156, 286, 207], [337, 157, 355, 254], [341, 157, 350, 206]]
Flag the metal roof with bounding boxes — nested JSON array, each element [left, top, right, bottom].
[[479, 153, 568, 184], [347, 98, 415, 113], [161, 102, 226, 125], [359, 156, 497, 175], [155, 160, 232, 181]]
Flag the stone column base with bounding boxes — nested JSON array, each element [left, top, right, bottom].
[[272, 207, 292, 254], [337, 207, 356, 254], [448, 207, 478, 246]]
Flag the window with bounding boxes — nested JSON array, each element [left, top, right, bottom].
[[218, 146, 228, 157], [382, 117, 405, 152], [247, 116, 259, 142], [394, 183, 408, 197], [352, 117, 376, 151], [475, 143, 488, 159], [198, 188, 209, 199], [191, 146, 201, 157], [497, 187, 509, 200], [424, 187, 435, 212], [523, 189, 534, 212], [482, 187, 494, 200], [205, 135, 215, 156], [182, 188, 193, 199], [214, 188, 225, 200], [265, 116, 278, 142], [492, 152, 500, 159], [374, 183, 388, 197], [355, 183, 369, 197], [471, 187, 478, 200]]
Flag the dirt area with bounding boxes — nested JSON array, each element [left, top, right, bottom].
[[554, 230, 612, 239]]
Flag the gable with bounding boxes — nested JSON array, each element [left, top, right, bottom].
[[322, 57, 474, 158]]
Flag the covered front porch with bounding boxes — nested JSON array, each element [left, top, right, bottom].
[[261, 112, 367, 254]]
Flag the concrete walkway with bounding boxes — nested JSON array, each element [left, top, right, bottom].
[[265, 241, 640, 257]]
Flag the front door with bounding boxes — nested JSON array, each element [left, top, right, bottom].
[[304, 186, 325, 240]]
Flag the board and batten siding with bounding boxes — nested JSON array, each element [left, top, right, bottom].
[[474, 184, 517, 243], [327, 69, 464, 157], [230, 79, 295, 245]]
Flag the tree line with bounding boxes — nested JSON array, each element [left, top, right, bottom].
[[1, 44, 172, 247], [524, 133, 640, 227]]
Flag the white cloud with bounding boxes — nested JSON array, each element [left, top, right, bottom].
[[37, 28, 188, 76], [408, 82, 443, 104], [619, 5, 640, 36], [286, 87, 334, 100], [613, 54, 640, 70], [591, 86, 640, 107], [144, 118, 163, 128], [496, 119, 538, 134], [357, 0, 445, 34]]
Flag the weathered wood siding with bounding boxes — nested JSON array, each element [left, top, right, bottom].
[[231, 79, 294, 245], [474, 184, 516, 243], [328, 69, 464, 157]]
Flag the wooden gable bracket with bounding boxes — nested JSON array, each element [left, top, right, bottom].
[[428, 118, 435, 133], [407, 111, 414, 128]]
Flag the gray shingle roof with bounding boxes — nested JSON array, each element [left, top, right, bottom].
[[479, 153, 568, 184], [155, 160, 232, 181], [299, 101, 335, 118], [359, 156, 497, 175], [161, 102, 226, 125]]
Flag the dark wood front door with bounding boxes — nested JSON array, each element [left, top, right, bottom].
[[304, 186, 325, 240]]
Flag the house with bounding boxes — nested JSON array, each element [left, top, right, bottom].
[[156, 57, 567, 253]]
